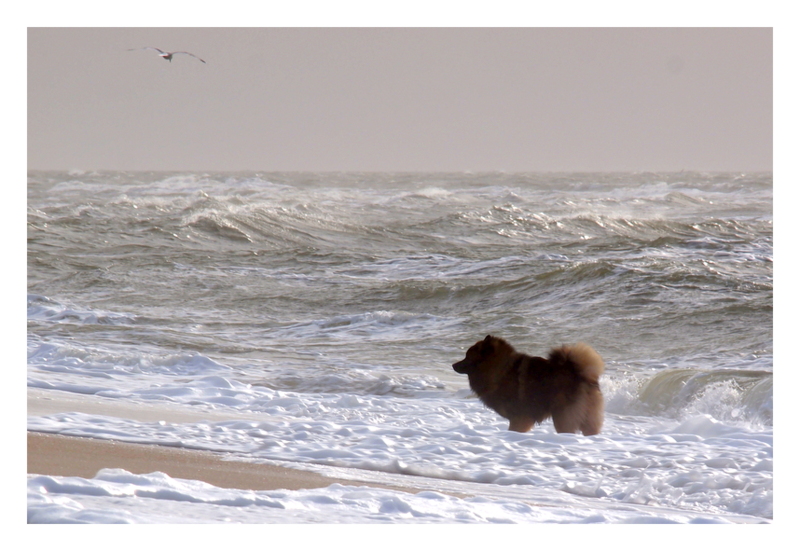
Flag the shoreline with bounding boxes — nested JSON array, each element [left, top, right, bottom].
[[27, 432, 383, 492], [27, 389, 772, 523], [27, 388, 406, 493]]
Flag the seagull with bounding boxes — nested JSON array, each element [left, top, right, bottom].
[[129, 47, 206, 64]]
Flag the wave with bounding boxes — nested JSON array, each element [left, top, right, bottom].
[[255, 371, 448, 397], [271, 310, 462, 342], [28, 171, 772, 430], [27, 338, 231, 379], [27, 295, 136, 326], [29, 171, 772, 248], [606, 367, 772, 427]]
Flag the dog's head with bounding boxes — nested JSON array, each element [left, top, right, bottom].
[[452, 335, 502, 374]]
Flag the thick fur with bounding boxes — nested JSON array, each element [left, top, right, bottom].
[[452, 335, 604, 435]]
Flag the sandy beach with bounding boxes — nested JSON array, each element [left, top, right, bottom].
[[27, 388, 404, 493], [27, 432, 378, 492]]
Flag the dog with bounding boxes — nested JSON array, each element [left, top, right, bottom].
[[452, 335, 604, 435]]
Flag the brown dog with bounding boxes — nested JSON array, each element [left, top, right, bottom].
[[452, 335, 604, 435]]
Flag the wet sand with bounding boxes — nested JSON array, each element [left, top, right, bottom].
[[27, 432, 385, 492], [27, 388, 404, 493]]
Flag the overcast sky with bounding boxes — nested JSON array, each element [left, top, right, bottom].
[[27, 27, 772, 172]]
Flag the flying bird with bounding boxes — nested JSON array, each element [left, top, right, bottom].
[[129, 47, 206, 64]]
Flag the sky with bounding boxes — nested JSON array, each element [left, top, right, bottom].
[[27, 26, 772, 173]]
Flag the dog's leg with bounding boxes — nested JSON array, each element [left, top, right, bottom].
[[552, 399, 584, 434], [508, 418, 535, 432], [552, 411, 580, 433], [579, 389, 604, 436]]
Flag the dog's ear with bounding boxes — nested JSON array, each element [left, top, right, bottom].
[[482, 335, 494, 353]]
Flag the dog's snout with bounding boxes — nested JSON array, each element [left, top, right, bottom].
[[452, 359, 468, 373]]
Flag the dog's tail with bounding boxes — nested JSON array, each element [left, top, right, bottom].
[[550, 343, 605, 435], [550, 343, 604, 383]]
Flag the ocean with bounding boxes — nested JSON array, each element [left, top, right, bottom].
[[27, 170, 773, 523]]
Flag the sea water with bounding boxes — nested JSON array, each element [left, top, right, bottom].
[[27, 171, 773, 523]]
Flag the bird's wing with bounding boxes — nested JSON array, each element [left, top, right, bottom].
[[172, 51, 206, 63], [128, 47, 167, 55]]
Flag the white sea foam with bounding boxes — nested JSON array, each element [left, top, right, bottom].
[[28, 468, 756, 524], [27, 370, 773, 522]]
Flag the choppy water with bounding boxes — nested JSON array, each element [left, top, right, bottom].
[[27, 171, 773, 523]]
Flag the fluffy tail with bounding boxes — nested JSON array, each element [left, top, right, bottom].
[[549, 342, 605, 435], [550, 343, 604, 383]]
